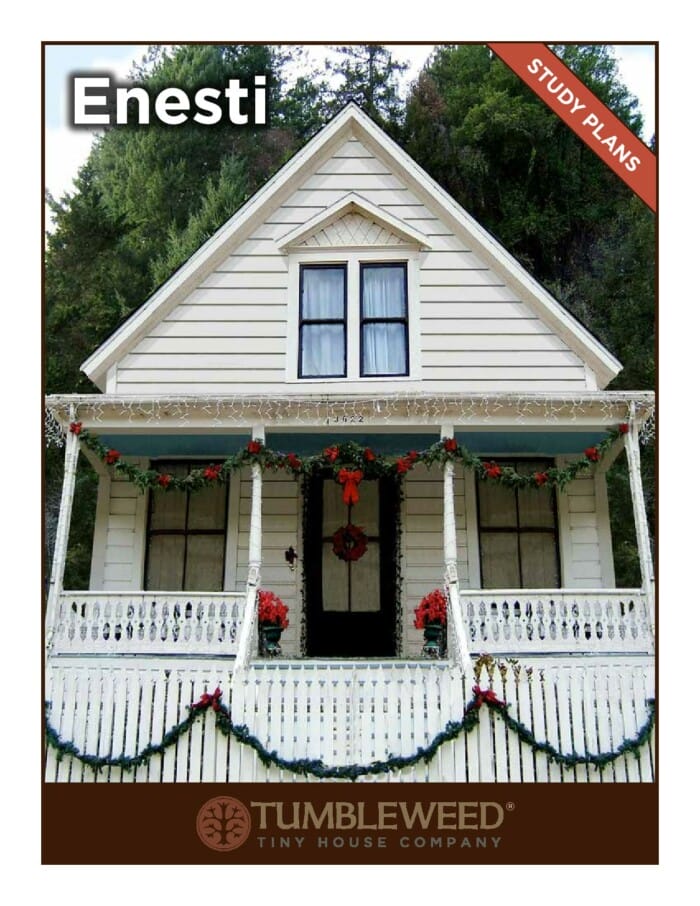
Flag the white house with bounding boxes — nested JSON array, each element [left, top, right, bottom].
[[44, 103, 655, 783]]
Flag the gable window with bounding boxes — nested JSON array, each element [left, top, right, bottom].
[[477, 459, 560, 588], [144, 461, 228, 591], [298, 264, 347, 378], [360, 263, 408, 376]]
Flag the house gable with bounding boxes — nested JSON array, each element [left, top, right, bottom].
[[278, 193, 430, 250], [82, 104, 621, 394]]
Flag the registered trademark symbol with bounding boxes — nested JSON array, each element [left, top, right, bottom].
[[506, 801, 515, 811]]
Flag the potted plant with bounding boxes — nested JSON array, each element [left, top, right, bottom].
[[257, 589, 289, 657], [414, 588, 448, 658]]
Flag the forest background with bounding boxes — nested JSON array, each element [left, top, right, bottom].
[[44, 43, 656, 588]]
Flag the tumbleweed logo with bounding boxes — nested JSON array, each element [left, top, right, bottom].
[[196, 796, 252, 852]]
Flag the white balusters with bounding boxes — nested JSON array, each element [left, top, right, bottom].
[[50, 592, 245, 656], [460, 590, 653, 654]]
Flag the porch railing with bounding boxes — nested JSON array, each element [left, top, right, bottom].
[[460, 589, 653, 654], [49, 591, 245, 657]]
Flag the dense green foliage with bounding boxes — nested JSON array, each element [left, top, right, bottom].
[[45, 44, 655, 589]]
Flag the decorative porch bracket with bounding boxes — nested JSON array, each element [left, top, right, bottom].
[[46, 406, 80, 656], [625, 404, 655, 632], [442, 426, 471, 673], [233, 428, 265, 673]]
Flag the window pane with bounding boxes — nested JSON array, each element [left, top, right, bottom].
[[349, 479, 379, 535], [362, 322, 407, 375], [301, 267, 345, 320], [520, 533, 559, 587], [518, 485, 556, 528], [322, 542, 349, 611], [480, 533, 520, 587], [517, 461, 556, 528], [349, 542, 380, 612], [322, 477, 348, 535], [146, 535, 185, 590], [184, 535, 225, 591], [362, 266, 406, 318], [301, 323, 345, 376], [478, 481, 517, 528], [188, 482, 227, 530], [150, 463, 187, 530]]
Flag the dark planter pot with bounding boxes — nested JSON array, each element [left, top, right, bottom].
[[422, 621, 445, 658], [259, 623, 283, 657]]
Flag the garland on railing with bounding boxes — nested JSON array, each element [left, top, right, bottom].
[[45, 683, 655, 780], [67, 422, 630, 497]]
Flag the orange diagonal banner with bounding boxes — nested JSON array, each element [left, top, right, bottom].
[[488, 43, 656, 211]]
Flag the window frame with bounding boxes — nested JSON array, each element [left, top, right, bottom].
[[286, 249, 421, 385], [298, 263, 348, 379], [143, 459, 230, 592], [475, 458, 561, 589], [359, 261, 409, 378]]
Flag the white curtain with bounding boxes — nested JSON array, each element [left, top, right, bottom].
[[362, 266, 406, 375], [301, 267, 345, 376]]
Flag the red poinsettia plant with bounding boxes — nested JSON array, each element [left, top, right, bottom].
[[414, 588, 448, 629], [257, 589, 289, 628]]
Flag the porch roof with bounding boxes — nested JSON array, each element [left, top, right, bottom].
[[46, 390, 655, 440], [82, 429, 613, 457]]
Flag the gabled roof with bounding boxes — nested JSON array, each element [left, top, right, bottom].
[[82, 102, 622, 389]]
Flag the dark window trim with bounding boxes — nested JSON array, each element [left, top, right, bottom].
[[298, 263, 347, 379], [359, 261, 409, 377], [475, 458, 561, 589], [144, 459, 229, 591]]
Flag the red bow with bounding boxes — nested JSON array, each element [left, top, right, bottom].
[[470, 685, 505, 710], [192, 686, 223, 712], [338, 468, 363, 506]]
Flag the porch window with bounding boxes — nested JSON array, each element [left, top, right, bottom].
[[144, 462, 228, 591], [360, 263, 408, 376], [477, 459, 560, 588], [298, 264, 347, 377]]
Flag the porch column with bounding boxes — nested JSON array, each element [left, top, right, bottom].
[[442, 425, 470, 670], [46, 409, 80, 654], [624, 407, 655, 608], [234, 424, 265, 672]]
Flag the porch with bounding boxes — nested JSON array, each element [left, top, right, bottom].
[[44, 391, 656, 782], [45, 391, 655, 662]]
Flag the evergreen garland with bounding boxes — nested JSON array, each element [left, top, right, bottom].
[[67, 423, 630, 495], [45, 684, 654, 781]]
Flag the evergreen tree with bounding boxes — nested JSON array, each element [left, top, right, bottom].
[[326, 45, 408, 128]]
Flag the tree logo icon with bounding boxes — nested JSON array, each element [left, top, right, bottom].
[[196, 796, 252, 852]]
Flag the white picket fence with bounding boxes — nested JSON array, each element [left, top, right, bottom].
[[44, 656, 654, 783]]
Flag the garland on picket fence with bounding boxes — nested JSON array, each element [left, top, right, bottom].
[[66, 422, 630, 499], [45, 684, 654, 781]]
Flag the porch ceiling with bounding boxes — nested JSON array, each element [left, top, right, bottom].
[[92, 429, 609, 457]]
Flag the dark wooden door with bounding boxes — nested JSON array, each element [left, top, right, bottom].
[[304, 473, 398, 657]]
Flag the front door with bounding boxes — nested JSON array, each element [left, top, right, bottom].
[[304, 473, 398, 657]]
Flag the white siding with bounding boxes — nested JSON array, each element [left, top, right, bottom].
[[91, 461, 147, 591], [113, 135, 588, 394], [402, 465, 469, 657], [236, 471, 301, 656], [557, 461, 615, 588]]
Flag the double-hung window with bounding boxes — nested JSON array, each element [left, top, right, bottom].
[[360, 263, 409, 377], [298, 264, 347, 378], [145, 461, 228, 591], [477, 459, 560, 588], [298, 260, 409, 379]]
